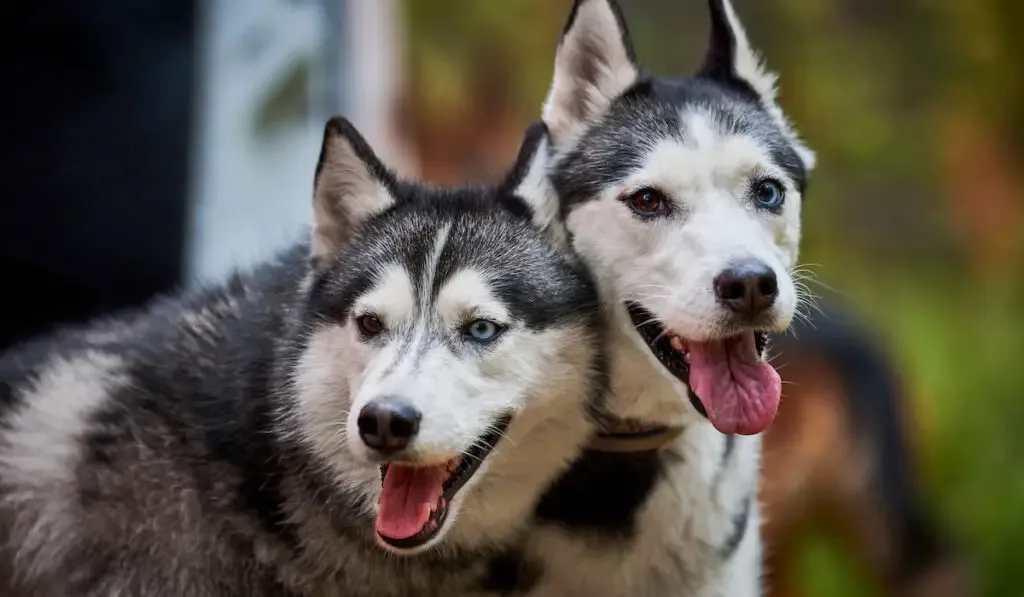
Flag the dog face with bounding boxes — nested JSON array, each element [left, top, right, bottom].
[[292, 120, 601, 554], [542, 0, 814, 435]]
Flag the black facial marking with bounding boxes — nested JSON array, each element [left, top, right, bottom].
[[720, 494, 752, 559], [535, 449, 662, 539], [480, 550, 543, 595], [307, 261, 379, 324], [553, 80, 679, 211], [310, 179, 599, 342], [552, 74, 808, 208], [432, 209, 599, 332]]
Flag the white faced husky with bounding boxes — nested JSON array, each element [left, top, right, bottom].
[[0, 119, 605, 596], [522, 1, 817, 595]]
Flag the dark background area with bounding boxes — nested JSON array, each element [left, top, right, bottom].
[[0, 0, 196, 349]]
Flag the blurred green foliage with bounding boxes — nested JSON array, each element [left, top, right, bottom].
[[400, 1, 1024, 595]]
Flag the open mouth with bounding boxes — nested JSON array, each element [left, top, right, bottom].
[[374, 415, 512, 550], [625, 302, 780, 436]]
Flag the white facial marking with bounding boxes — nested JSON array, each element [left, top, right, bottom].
[[352, 265, 416, 329], [567, 109, 801, 342], [436, 269, 509, 327]]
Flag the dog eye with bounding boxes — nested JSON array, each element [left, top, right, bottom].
[[623, 188, 671, 218], [463, 319, 505, 343], [753, 179, 785, 209], [355, 314, 385, 337]]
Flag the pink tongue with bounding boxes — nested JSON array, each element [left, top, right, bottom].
[[376, 464, 448, 540], [686, 332, 781, 435]]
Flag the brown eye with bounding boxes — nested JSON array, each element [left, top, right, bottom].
[[355, 314, 384, 337], [624, 188, 670, 217]]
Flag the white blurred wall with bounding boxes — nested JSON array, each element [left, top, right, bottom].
[[185, 0, 409, 285]]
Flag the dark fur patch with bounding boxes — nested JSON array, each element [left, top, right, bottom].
[[0, 380, 13, 415], [712, 433, 737, 492], [535, 449, 662, 539], [720, 493, 751, 559], [480, 549, 543, 595], [553, 75, 807, 209], [698, 0, 738, 81], [309, 187, 600, 339], [721, 433, 736, 466]]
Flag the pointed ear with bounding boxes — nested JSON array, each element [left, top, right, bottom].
[[312, 117, 396, 265], [699, 0, 816, 170], [542, 0, 639, 154], [501, 122, 569, 249]]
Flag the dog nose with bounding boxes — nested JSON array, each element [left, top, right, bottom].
[[713, 260, 779, 318], [357, 400, 421, 454]]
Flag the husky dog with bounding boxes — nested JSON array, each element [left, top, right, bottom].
[[0, 119, 605, 596], [517, 1, 816, 595]]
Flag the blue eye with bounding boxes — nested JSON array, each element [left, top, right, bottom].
[[464, 319, 504, 343], [753, 179, 785, 209]]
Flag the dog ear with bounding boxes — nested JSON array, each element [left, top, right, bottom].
[[311, 117, 396, 266], [501, 122, 570, 249], [542, 0, 639, 154], [699, 0, 816, 170]]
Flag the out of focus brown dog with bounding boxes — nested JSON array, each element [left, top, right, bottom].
[[763, 303, 972, 597]]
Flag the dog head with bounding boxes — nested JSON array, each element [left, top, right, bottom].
[[292, 119, 602, 554], [542, 0, 814, 435]]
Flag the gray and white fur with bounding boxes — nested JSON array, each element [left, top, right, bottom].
[[522, 1, 815, 595], [0, 118, 605, 596]]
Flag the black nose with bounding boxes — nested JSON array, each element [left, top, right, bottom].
[[357, 400, 421, 454], [713, 260, 779, 318]]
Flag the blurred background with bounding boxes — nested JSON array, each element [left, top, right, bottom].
[[1, 1, 1021, 595]]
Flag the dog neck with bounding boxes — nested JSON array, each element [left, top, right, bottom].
[[593, 300, 705, 432]]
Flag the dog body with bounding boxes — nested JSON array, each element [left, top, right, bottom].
[[0, 121, 605, 596], [520, 1, 815, 595]]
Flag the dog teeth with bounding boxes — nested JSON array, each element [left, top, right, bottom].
[[669, 336, 687, 354]]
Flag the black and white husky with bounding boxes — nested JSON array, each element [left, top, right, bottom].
[[0, 119, 606, 596], [521, 1, 817, 595]]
